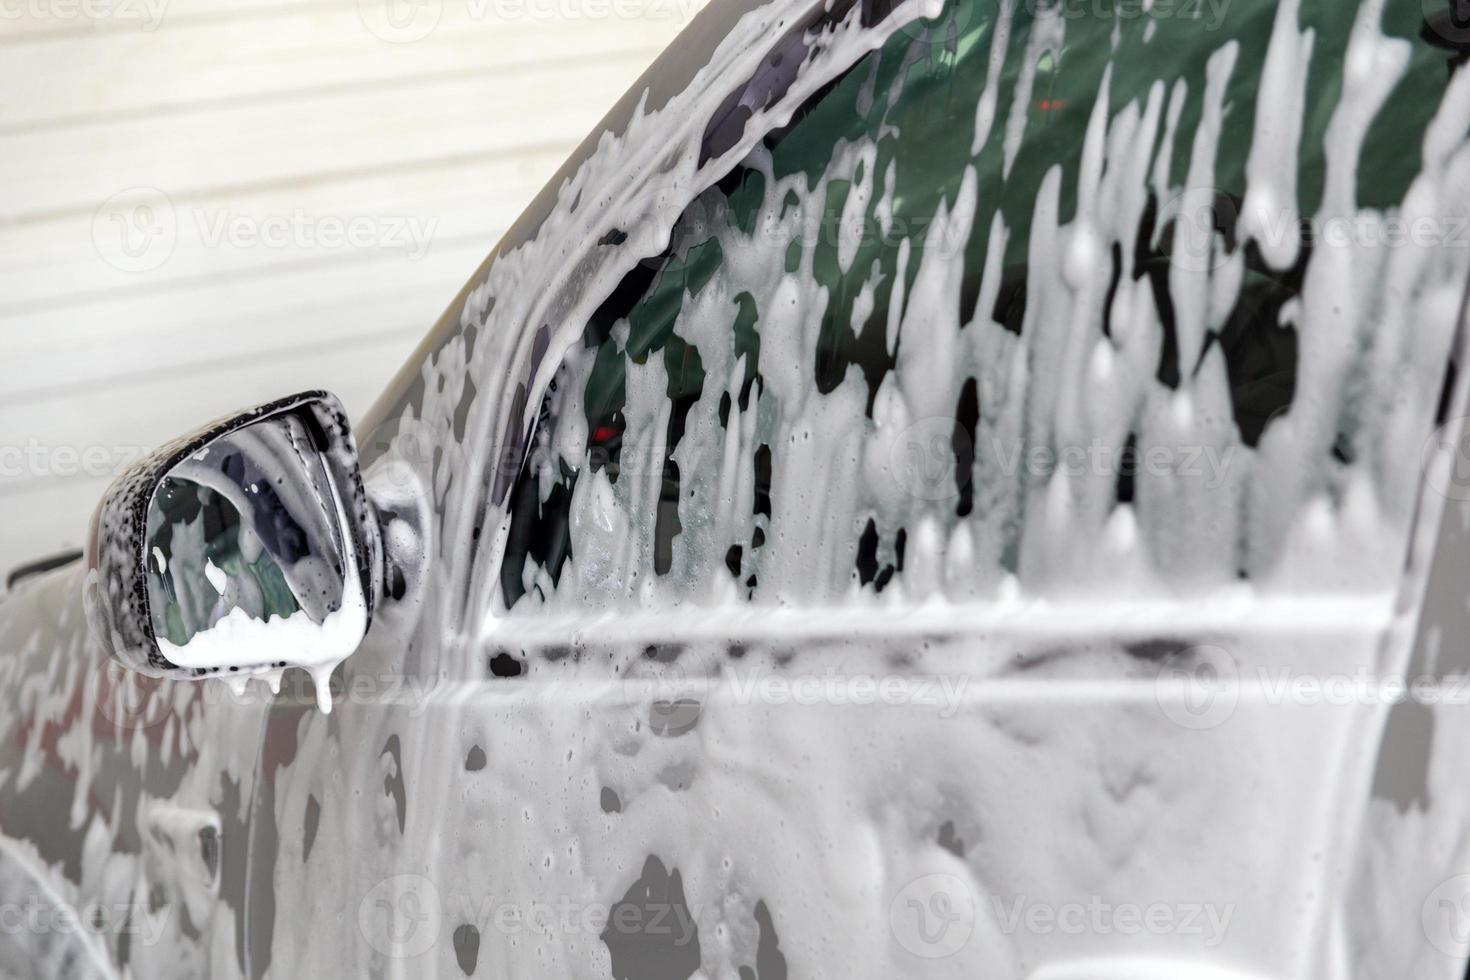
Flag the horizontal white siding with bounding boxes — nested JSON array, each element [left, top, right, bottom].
[[0, 0, 696, 575]]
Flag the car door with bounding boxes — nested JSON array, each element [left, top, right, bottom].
[[241, 0, 1470, 978]]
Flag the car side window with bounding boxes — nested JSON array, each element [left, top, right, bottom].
[[499, 0, 1470, 616]]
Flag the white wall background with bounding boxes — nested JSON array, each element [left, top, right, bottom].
[[0, 0, 697, 576]]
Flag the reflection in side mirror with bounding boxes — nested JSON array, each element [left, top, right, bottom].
[[143, 412, 368, 696], [86, 392, 376, 711]]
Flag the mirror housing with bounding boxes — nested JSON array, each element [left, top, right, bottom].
[[85, 391, 377, 708]]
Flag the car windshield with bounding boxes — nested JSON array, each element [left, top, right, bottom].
[[495, 0, 1469, 618]]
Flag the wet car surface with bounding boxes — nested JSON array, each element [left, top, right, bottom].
[[6, 0, 1470, 977]]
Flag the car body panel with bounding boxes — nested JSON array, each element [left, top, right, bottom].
[[7, 0, 1470, 977]]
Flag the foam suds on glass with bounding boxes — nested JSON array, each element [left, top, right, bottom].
[[498, 0, 1470, 620]]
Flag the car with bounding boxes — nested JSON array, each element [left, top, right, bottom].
[[5, 0, 1470, 976]]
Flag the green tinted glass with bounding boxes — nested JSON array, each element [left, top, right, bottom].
[[500, 0, 1467, 611]]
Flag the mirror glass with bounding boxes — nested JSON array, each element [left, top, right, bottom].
[[142, 410, 366, 697]]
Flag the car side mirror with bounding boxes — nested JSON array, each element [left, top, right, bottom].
[[84, 391, 377, 710]]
